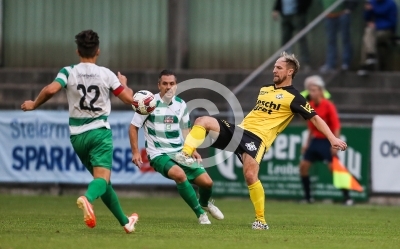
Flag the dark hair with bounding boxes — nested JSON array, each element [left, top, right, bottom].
[[75, 30, 100, 58], [158, 69, 177, 82]]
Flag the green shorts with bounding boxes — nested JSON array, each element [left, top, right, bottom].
[[70, 128, 113, 173], [150, 154, 206, 183]]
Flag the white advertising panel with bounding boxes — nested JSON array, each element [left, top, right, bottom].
[[372, 116, 400, 193], [0, 111, 173, 185]]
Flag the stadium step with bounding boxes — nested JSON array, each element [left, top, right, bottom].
[[1, 69, 399, 119], [329, 88, 400, 106], [328, 72, 400, 89]]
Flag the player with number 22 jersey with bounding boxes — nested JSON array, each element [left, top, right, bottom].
[[55, 64, 124, 135], [21, 30, 139, 233]]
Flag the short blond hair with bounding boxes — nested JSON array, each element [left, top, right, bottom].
[[280, 51, 300, 79]]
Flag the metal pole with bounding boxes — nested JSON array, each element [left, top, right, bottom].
[[167, 0, 189, 69], [232, 0, 345, 95]]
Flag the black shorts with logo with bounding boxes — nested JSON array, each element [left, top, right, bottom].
[[211, 119, 266, 164]]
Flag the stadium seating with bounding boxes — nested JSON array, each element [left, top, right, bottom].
[[1, 69, 398, 121]]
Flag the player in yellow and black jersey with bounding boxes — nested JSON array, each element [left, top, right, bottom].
[[239, 83, 316, 152], [175, 52, 348, 230]]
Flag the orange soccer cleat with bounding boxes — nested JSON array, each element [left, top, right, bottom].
[[76, 196, 96, 228]]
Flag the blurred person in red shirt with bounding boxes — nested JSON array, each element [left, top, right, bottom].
[[299, 75, 353, 205]]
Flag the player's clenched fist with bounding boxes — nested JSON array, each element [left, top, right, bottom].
[[330, 137, 347, 151], [21, 100, 36, 111], [117, 72, 127, 86], [132, 152, 143, 168]]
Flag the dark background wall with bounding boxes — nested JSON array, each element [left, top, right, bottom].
[[3, 0, 400, 69]]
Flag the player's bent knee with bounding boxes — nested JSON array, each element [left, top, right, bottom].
[[203, 179, 213, 189], [171, 173, 187, 183], [194, 116, 208, 126], [193, 173, 213, 189], [173, 176, 187, 184], [244, 171, 258, 185], [194, 116, 216, 128], [167, 166, 187, 183], [92, 167, 111, 183]]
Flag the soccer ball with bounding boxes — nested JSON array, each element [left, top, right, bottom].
[[132, 90, 157, 115]]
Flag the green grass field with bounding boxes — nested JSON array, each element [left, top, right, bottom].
[[0, 195, 399, 249]]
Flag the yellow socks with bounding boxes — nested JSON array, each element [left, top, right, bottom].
[[182, 125, 206, 155], [248, 180, 266, 224]]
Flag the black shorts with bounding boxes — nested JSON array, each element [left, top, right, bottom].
[[211, 119, 266, 164], [303, 138, 332, 163]]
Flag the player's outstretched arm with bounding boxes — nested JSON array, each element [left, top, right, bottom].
[[21, 81, 62, 111], [309, 115, 347, 151], [129, 124, 143, 167], [116, 72, 134, 105]]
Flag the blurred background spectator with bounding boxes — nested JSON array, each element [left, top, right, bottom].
[[320, 0, 358, 73], [298, 75, 353, 206], [301, 75, 332, 100], [273, 0, 313, 71], [358, 0, 398, 76]]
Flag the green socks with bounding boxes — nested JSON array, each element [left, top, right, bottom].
[[177, 180, 204, 218], [85, 178, 107, 203], [85, 178, 128, 226], [101, 184, 129, 226], [198, 187, 213, 207]]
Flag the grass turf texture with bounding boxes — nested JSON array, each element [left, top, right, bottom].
[[0, 195, 399, 249]]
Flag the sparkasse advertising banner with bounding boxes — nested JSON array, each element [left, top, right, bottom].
[[372, 116, 400, 193], [0, 111, 174, 185], [207, 127, 370, 201]]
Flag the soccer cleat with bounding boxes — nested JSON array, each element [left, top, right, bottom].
[[76, 196, 96, 228], [365, 54, 377, 65], [299, 198, 315, 204], [124, 213, 139, 233], [341, 64, 349, 71], [357, 69, 368, 76], [252, 220, 269, 230], [202, 200, 224, 220], [175, 151, 195, 166], [319, 65, 336, 74], [198, 213, 211, 225], [344, 199, 354, 206]]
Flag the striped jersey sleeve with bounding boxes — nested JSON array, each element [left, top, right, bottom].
[[54, 66, 73, 88], [131, 113, 149, 128], [105, 68, 124, 96]]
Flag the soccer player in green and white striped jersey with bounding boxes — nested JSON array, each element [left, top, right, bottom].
[[129, 70, 224, 224], [21, 30, 138, 233]]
